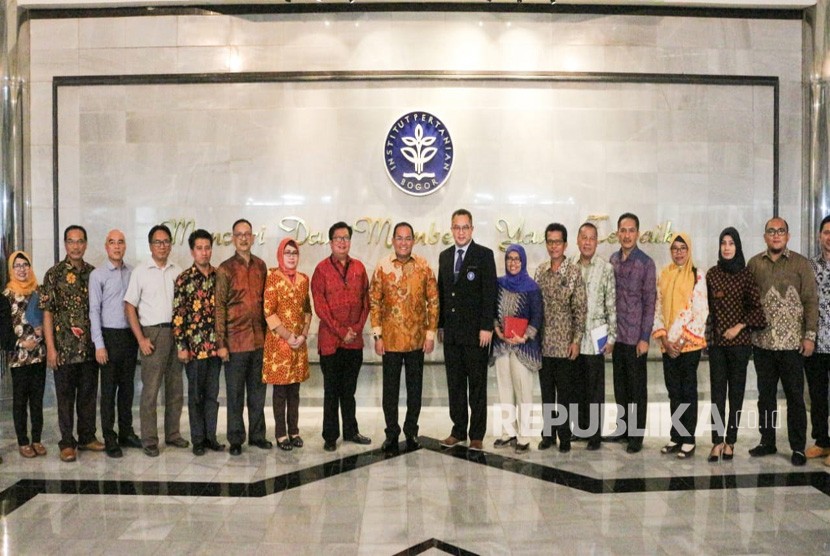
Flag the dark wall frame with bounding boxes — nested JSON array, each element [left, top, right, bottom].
[[51, 70, 779, 262]]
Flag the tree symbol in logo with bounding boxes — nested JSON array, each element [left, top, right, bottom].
[[401, 124, 437, 180]]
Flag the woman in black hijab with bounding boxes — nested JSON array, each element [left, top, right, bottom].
[[705, 228, 767, 462]]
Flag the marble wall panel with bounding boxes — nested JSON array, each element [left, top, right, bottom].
[[24, 11, 803, 281]]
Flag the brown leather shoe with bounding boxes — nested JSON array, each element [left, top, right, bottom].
[[469, 440, 484, 451], [78, 440, 105, 452], [18, 445, 36, 458], [805, 445, 830, 459], [439, 436, 462, 448], [32, 443, 47, 456], [59, 447, 76, 462]]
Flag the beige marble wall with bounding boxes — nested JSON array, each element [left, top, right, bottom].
[[25, 11, 802, 281]]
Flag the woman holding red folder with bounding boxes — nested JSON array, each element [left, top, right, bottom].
[[491, 244, 543, 454]]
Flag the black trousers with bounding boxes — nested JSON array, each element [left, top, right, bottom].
[[273, 382, 300, 439], [443, 343, 488, 442], [576, 354, 605, 441], [11, 363, 46, 446], [708, 345, 751, 445], [611, 343, 648, 446], [662, 350, 701, 445], [186, 356, 221, 445], [753, 347, 807, 451], [320, 348, 363, 443], [225, 349, 268, 446], [382, 350, 424, 440], [54, 360, 99, 449], [804, 352, 830, 448], [540, 356, 576, 442], [100, 328, 138, 444]]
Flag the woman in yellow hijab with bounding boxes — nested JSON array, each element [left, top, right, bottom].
[[652, 233, 709, 459], [3, 251, 48, 459]]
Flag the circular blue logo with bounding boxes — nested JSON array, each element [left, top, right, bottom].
[[384, 111, 454, 196]]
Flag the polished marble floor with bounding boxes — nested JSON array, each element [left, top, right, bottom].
[[0, 361, 829, 555]]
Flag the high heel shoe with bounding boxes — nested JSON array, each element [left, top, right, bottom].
[[722, 443, 734, 461], [708, 443, 723, 463], [677, 444, 696, 459]]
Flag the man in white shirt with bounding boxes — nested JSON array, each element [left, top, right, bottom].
[[124, 224, 188, 457]]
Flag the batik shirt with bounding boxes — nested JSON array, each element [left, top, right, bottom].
[[172, 264, 218, 360], [571, 254, 617, 355], [534, 258, 587, 358], [39, 258, 95, 365], [810, 255, 830, 353], [3, 289, 45, 367]]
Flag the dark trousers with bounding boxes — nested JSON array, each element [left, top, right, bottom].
[[576, 354, 605, 441], [382, 350, 424, 440], [708, 345, 751, 445], [662, 350, 701, 445], [225, 349, 268, 446], [185, 356, 221, 445], [100, 328, 138, 444], [273, 382, 300, 439], [753, 347, 807, 451], [54, 360, 99, 449], [539, 356, 576, 443], [319, 348, 362, 443], [612, 343, 648, 446], [443, 343, 488, 441], [11, 363, 46, 446], [805, 352, 830, 448]]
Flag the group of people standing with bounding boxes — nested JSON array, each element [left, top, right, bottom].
[[1, 210, 829, 468]]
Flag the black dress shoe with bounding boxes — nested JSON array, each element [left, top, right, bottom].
[[165, 438, 190, 449], [250, 439, 273, 450], [749, 444, 777, 457], [792, 451, 807, 466], [559, 442, 571, 453], [205, 440, 226, 452], [382, 438, 399, 454], [119, 433, 143, 449], [626, 443, 642, 454], [346, 433, 371, 445], [143, 445, 160, 457], [323, 441, 337, 452], [229, 444, 242, 456], [586, 439, 601, 451], [105, 442, 123, 458], [193, 443, 206, 456], [290, 436, 304, 448], [538, 438, 555, 450], [405, 436, 421, 451]]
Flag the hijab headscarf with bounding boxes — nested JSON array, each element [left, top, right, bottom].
[[6, 251, 37, 296], [277, 238, 299, 280], [717, 227, 745, 274], [497, 244, 539, 293], [659, 232, 696, 327]]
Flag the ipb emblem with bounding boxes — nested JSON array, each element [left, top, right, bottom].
[[384, 111, 454, 196]]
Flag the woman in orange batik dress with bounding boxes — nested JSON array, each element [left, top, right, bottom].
[[263, 238, 312, 451]]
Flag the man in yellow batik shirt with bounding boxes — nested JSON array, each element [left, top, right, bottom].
[[369, 222, 440, 453]]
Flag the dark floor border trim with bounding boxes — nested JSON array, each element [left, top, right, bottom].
[[1, 436, 829, 518], [24, 4, 805, 21], [394, 537, 479, 556], [51, 70, 780, 262]]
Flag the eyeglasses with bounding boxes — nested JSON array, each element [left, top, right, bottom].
[[451, 225, 472, 232], [233, 232, 252, 238], [394, 236, 414, 242], [670, 245, 688, 252], [65, 239, 86, 246], [283, 250, 299, 256], [151, 239, 172, 247], [331, 236, 351, 243], [546, 239, 564, 246], [765, 228, 787, 236], [505, 256, 521, 263], [12, 263, 30, 270]]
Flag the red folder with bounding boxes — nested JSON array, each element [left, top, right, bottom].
[[504, 317, 529, 339]]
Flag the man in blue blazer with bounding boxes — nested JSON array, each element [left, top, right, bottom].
[[437, 209, 498, 450]]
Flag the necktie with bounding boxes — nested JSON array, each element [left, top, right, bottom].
[[454, 249, 464, 281]]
